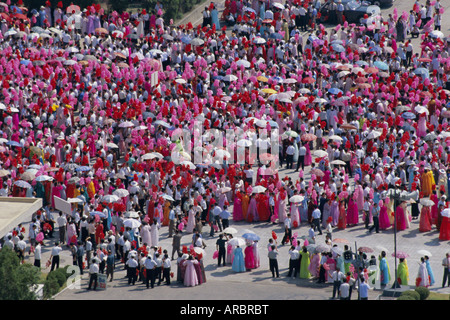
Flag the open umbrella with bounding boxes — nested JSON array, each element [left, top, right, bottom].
[[330, 160, 346, 165], [301, 133, 317, 142], [67, 197, 84, 203], [35, 175, 53, 182], [285, 130, 298, 138], [314, 150, 328, 158], [113, 189, 129, 197], [162, 194, 175, 202], [20, 171, 35, 181], [417, 249, 432, 257], [75, 166, 91, 172], [242, 233, 261, 241], [223, 227, 238, 234], [123, 219, 141, 229], [90, 211, 107, 219], [392, 251, 409, 259], [228, 237, 246, 247], [358, 246, 374, 253], [289, 195, 304, 203], [374, 61, 389, 71], [102, 195, 120, 203], [14, 180, 32, 188], [333, 238, 349, 244], [252, 185, 267, 194]]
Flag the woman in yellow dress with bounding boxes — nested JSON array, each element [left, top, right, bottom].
[[241, 193, 249, 221], [421, 167, 435, 197], [162, 200, 171, 226]]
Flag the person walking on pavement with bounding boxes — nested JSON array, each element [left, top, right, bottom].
[[369, 202, 380, 233], [50, 241, 62, 271], [331, 267, 345, 299], [287, 245, 300, 279], [442, 252, 450, 287], [171, 229, 182, 260], [216, 233, 227, 267], [87, 258, 99, 290], [268, 245, 280, 278], [144, 255, 157, 289], [282, 214, 292, 245], [312, 205, 323, 235]]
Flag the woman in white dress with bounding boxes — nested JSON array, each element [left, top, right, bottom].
[[150, 219, 160, 247]]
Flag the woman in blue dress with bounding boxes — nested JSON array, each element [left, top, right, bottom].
[[211, 4, 221, 30], [232, 245, 245, 272], [424, 255, 435, 286]]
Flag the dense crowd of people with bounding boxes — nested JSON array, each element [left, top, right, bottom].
[[0, 0, 449, 298]]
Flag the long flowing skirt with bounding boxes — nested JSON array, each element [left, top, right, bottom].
[[233, 197, 244, 221], [419, 207, 432, 232], [379, 205, 391, 230]]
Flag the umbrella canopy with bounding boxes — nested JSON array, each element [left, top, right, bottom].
[[35, 175, 53, 182], [90, 211, 107, 219], [374, 61, 389, 71], [358, 247, 374, 253], [314, 150, 328, 158], [75, 166, 91, 172], [242, 233, 261, 241], [289, 195, 304, 203], [20, 171, 35, 181], [102, 194, 120, 203], [228, 237, 246, 247], [417, 249, 432, 257], [113, 189, 129, 197], [67, 197, 84, 203], [301, 133, 317, 142], [123, 219, 141, 229], [14, 180, 32, 188], [285, 130, 298, 138], [252, 185, 267, 193], [223, 227, 238, 234], [330, 160, 346, 165], [392, 251, 409, 259]]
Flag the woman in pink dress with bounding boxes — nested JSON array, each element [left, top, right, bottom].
[[244, 243, 255, 271], [330, 199, 340, 227], [232, 191, 244, 221], [396, 202, 407, 231], [378, 198, 391, 230], [51, 181, 63, 209], [304, 143, 312, 166], [346, 196, 359, 226], [419, 205, 432, 232], [308, 252, 320, 278], [290, 202, 300, 228], [183, 255, 199, 287], [247, 194, 258, 222], [431, 192, 439, 225], [337, 199, 347, 229], [278, 189, 287, 223]]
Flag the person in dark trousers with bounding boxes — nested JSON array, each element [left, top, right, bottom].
[[171, 229, 182, 260], [442, 253, 450, 287], [287, 246, 300, 278], [87, 259, 99, 290], [369, 202, 380, 233], [216, 233, 227, 266], [50, 242, 62, 271], [162, 253, 171, 285], [144, 255, 157, 289], [76, 241, 85, 275], [268, 245, 280, 278], [282, 214, 292, 245]]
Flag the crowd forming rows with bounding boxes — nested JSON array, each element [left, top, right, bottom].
[[0, 0, 449, 291]]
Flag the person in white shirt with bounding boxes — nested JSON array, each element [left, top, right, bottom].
[[50, 242, 63, 271], [126, 255, 139, 285], [34, 243, 42, 268], [312, 205, 323, 235], [144, 255, 157, 288], [339, 277, 350, 300], [282, 214, 292, 245], [331, 267, 345, 299], [285, 143, 295, 169], [161, 253, 171, 285], [288, 245, 300, 278], [57, 212, 67, 245], [88, 259, 99, 290]]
